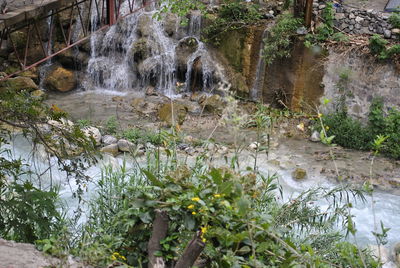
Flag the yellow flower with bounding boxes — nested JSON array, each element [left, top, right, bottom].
[[111, 255, 117, 261], [325, 126, 330, 130], [191, 197, 200, 202], [187, 204, 194, 209], [214, 194, 221, 198], [201, 226, 208, 234], [202, 238, 207, 243], [192, 211, 197, 215], [317, 113, 323, 118], [121, 255, 127, 261]]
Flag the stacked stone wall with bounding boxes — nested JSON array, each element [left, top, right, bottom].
[[313, 0, 399, 39]]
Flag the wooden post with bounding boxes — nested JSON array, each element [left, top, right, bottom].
[[107, 0, 116, 25], [304, 0, 313, 28]]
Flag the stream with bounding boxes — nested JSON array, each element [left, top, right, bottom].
[[6, 132, 400, 253]]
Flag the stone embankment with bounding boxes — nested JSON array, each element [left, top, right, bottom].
[[313, 0, 399, 39]]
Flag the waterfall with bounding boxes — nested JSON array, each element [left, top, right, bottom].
[[39, 13, 55, 89], [250, 27, 269, 101], [188, 10, 201, 38], [84, 2, 226, 96]]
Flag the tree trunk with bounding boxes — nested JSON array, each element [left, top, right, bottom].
[[174, 232, 205, 268], [293, 0, 305, 18], [304, 0, 313, 28], [148, 210, 169, 268]]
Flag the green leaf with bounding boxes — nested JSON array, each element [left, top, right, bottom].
[[183, 213, 196, 230], [210, 168, 222, 185], [237, 198, 250, 216], [142, 169, 164, 187]]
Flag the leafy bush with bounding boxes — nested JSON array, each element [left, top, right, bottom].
[[104, 116, 119, 135], [305, 3, 336, 46], [321, 98, 400, 159], [203, 1, 262, 44], [75, 158, 378, 267], [121, 128, 141, 143], [389, 11, 400, 28], [321, 112, 373, 150], [0, 140, 61, 243], [263, 14, 303, 65], [368, 35, 400, 60]]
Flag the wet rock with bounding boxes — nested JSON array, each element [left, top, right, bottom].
[[131, 98, 158, 115], [118, 139, 135, 152], [112, 96, 124, 102], [190, 92, 207, 102], [137, 14, 153, 37], [82, 126, 102, 145], [292, 168, 307, 180], [0, 76, 38, 93], [145, 86, 157, 96], [164, 13, 178, 37], [44, 66, 77, 92], [102, 135, 118, 145], [54, 42, 89, 69], [100, 144, 119, 156], [158, 102, 188, 126], [200, 94, 226, 115]]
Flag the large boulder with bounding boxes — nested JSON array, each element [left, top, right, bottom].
[[54, 43, 89, 70], [158, 102, 188, 126], [100, 144, 119, 156], [44, 66, 77, 92], [131, 98, 159, 115], [137, 14, 153, 37], [200, 94, 226, 115], [117, 139, 135, 152], [102, 135, 118, 145], [0, 76, 38, 93]]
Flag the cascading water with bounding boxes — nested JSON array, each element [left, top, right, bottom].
[[84, 2, 226, 96], [250, 27, 268, 101]]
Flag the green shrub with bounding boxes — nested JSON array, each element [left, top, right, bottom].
[[203, 1, 262, 45], [122, 128, 141, 143], [369, 35, 388, 55], [389, 12, 400, 28], [0, 179, 61, 243], [104, 116, 118, 135], [263, 14, 303, 65], [321, 98, 400, 159], [322, 112, 373, 150]]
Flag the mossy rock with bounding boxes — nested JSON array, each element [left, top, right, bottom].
[[44, 66, 76, 92], [292, 168, 307, 180], [158, 103, 188, 126], [0, 76, 39, 93]]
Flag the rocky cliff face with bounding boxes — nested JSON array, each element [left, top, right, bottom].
[[321, 51, 400, 119]]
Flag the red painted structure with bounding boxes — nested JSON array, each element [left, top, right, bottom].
[[0, 0, 149, 81]]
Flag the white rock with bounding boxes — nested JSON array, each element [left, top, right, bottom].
[[82, 126, 102, 145], [102, 135, 118, 145], [355, 16, 364, 23], [310, 131, 321, 142], [248, 142, 260, 150]]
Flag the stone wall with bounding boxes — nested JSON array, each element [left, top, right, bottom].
[[313, 0, 399, 39], [320, 51, 400, 120]]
